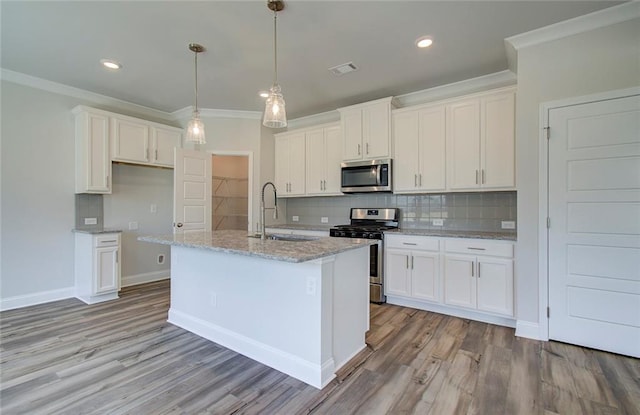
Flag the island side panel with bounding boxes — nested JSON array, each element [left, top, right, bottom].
[[168, 245, 332, 388]]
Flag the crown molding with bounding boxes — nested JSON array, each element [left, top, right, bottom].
[[506, 1, 640, 51], [0, 68, 175, 122], [287, 109, 340, 130], [171, 106, 262, 122], [395, 70, 517, 109]]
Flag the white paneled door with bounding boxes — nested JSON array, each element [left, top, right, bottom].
[[548, 92, 640, 357], [174, 148, 211, 234]]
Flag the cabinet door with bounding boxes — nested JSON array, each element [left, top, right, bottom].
[[95, 246, 119, 293], [363, 103, 390, 159], [481, 92, 515, 189], [78, 111, 111, 193], [385, 249, 411, 297], [419, 106, 446, 191], [288, 133, 306, 196], [324, 126, 343, 194], [444, 254, 476, 309], [153, 127, 181, 167], [111, 118, 150, 163], [305, 128, 326, 195], [477, 258, 514, 316], [447, 100, 480, 189], [274, 136, 290, 195], [341, 109, 363, 161], [411, 252, 440, 302], [393, 111, 420, 192]]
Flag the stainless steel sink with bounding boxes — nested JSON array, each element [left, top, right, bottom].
[[248, 234, 319, 242]]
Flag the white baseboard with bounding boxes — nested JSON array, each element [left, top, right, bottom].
[[515, 320, 544, 340], [121, 270, 170, 287], [168, 308, 334, 389], [0, 287, 75, 311]]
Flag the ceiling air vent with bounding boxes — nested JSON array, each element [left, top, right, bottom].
[[328, 62, 358, 76]]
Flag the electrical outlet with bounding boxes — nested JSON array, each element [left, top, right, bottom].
[[432, 219, 444, 226], [128, 221, 138, 230], [150, 204, 157, 214], [292, 216, 299, 222], [306, 277, 317, 296], [501, 221, 516, 229], [84, 217, 97, 225], [321, 217, 329, 223]]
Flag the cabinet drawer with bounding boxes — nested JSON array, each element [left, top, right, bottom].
[[95, 234, 120, 247], [444, 239, 513, 258], [385, 234, 440, 251]]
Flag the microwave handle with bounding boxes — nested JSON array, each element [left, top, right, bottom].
[[377, 165, 382, 185]]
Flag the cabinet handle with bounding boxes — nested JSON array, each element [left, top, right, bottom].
[[357, 144, 361, 155], [482, 170, 485, 184], [475, 170, 479, 184], [467, 247, 486, 251], [471, 262, 474, 277], [406, 255, 409, 269], [102, 240, 117, 243], [403, 242, 417, 246], [155, 149, 158, 161], [478, 263, 481, 278], [366, 142, 369, 155], [414, 174, 418, 187], [411, 256, 414, 270]]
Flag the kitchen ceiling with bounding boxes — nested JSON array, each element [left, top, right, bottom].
[[0, 1, 622, 119]]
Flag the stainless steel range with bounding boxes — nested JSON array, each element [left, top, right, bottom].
[[329, 208, 399, 303]]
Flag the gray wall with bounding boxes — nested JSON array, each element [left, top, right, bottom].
[[514, 17, 640, 326], [286, 192, 516, 233]]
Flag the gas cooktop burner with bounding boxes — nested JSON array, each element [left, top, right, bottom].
[[329, 208, 400, 240]]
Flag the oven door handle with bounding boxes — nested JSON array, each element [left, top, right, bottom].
[[376, 165, 381, 186]]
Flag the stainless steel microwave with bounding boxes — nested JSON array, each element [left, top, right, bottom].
[[340, 159, 392, 193]]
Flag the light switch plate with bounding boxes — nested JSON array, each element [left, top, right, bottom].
[[432, 219, 444, 226], [292, 216, 299, 222], [321, 217, 329, 223], [501, 221, 516, 229], [84, 217, 98, 225]]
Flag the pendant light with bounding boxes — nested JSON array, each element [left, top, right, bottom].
[[263, 0, 287, 128], [186, 43, 206, 144]]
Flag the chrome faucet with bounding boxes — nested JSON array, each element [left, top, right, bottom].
[[260, 182, 278, 240]]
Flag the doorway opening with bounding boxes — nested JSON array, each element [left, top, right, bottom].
[[211, 154, 250, 231]]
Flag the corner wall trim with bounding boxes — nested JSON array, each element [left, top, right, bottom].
[[515, 320, 543, 340], [121, 270, 170, 288], [0, 287, 75, 311]]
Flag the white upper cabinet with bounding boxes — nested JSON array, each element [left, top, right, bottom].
[[73, 107, 112, 194], [275, 132, 306, 197], [339, 97, 395, 161], [111, 115, 182, 168], [446, 89, 515, 190], [393, 105, 446, 193], [111, 117, 150, 164], [305, 124, 342, 196], [152, 126, 182, 167]]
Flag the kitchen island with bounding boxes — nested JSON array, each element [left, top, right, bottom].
[[139, 230, 374, 389]]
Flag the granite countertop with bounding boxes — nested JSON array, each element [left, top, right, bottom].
[[73, 228, 124, 235], [265, 224, 333, 232], [387, 228, 517, 241], [138, 230, 375, 263]]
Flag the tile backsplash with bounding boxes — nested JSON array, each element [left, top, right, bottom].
[[285, 191, 516, 233], [75, 194, 104, 230]]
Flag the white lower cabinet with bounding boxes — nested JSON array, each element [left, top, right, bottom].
[[385, 234, 515, 326], [75, 232, 121, 304]]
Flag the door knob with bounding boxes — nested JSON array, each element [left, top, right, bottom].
[[176, 223, 184, 228]]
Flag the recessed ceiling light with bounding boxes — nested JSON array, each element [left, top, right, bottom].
[[100, 59, 122, 70], [415, 37, 433, 49], [259, 91, 269, 98]]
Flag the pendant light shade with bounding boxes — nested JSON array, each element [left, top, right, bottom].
[[186, 43, 206, 144], [263, 0, 287, 128]]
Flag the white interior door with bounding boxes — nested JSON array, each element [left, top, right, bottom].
[[548, 93, 640, 357], [174, 148, 211, 234]]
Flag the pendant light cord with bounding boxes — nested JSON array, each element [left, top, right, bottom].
[[273, 9, 278, 85], [194, 50, 199, 111]]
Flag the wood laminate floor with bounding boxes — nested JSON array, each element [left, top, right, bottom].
[[1, 280, 638, 415]]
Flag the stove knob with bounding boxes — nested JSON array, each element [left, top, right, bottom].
[[369, 233, 376, 239], [351, 231, 358, 237]]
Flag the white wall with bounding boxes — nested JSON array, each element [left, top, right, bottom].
[[514, 18, 640, 327]]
